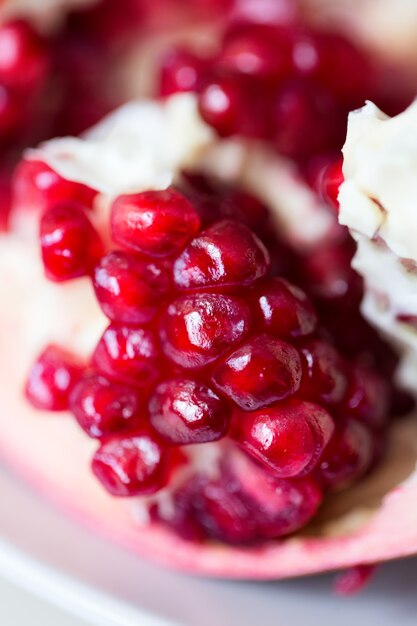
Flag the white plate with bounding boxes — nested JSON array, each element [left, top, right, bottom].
[[1, 461, 417, 626]]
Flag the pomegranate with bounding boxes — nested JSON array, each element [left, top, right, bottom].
[[1, 94, 417, 581]]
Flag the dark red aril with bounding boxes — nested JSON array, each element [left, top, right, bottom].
[[300, 339, 348, 405], [218, 24, 292, 81], [198, 78, 244, 137], [273, 81, 339, 160], [93, 324, 160, 386], [317, 157, 344, 212], [13, 159, 97, 213], [159, 48, 207, 97], [170, 447, 323, 543], [0, 86, 24, 138], [159, 293, 251, 369], [111, 187, 201, 257], [92, 431, 173, 496], [149, 378, 230, 444], [251, 277, 317, 339], [93, 251, 170, 325], [212, 334, 302, 411], [69, 374, 142, 438], [317, 419, 374, 490], [40, 203, 103, 281], [26, 345, 84, 411], [0, 20, 49, 91], [233, 399, 334, 477], [340, 365, 389, 430], [173, 219, 270, 290]]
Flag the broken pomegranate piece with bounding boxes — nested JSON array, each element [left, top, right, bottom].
[[1, 93, 416, 579], [21, 125, 395, 546]]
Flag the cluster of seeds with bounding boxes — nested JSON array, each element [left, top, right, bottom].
[[23, 159, 402, 544], [0, 20, 49, 144], [159, 20, 386, 162]]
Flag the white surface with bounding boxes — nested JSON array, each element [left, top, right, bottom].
[[1, 462, 417, 626]]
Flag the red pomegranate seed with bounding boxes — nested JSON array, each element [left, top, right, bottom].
[[159, 48, 207, 97], [341, 365, 389, 430], [26, 345, 83, 411], [333, 564, 377, 596], [69, 374, 142, 438], [159, 293, 251, 369], [0, 20, 49, 91], [318, 157, 344, 212], [251, 277, 317, 339], [174, 448, 323, 543], [111, 187, 201, 257], [93, 251, 171, 325], [92, 431, 172, 496], [198, 78, 244, 137], [314, 32, 371, 102], [93, 324, 160, 386], [212, 335, 302, 411], [40, 203, 103, 281], [300, 339, 348, 405], [0, 86, 23, 137], [233, 399, 334, 477], [298, 239, 358, 299], [219, 189, 270, 231], [13, 160, 97, 213], [273, 81, 338, 159], [173, 219, 270, 290], [149, 378, 230, 444], [317, 419, 374, 490], [218, 24, 292, 80]]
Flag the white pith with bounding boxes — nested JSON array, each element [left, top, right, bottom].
[[340, 99, 417, 395]]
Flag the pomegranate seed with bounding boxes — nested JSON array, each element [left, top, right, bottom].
[[300, 339, 348, 405], [92, 431, 172, 496], [69, 374, 142, 438], [341, 365, 389, 430], [318, 157, 344, 212], [212, 335, 302, 411], [219, 189, 270, 231], [40, 203, 103, 281], [173, 219, 270, 290], [317, 419, 374, 490], [218, 24, 292, 80], [93, 324, 160, 386], [273, 81, 338, 159], [298, 239, 358, 299], [0, 86, 26, 138], [172, 448, 323, 543], [26, 345, 83, 411], [93, 251, 170, 325], [198, 79, 244, 137], [233, 399, 334, 477], [333, 564, 376, 596], [111, 188, 201, 257], [0, 20, 49, 91], [149, 378, 230, 444], [314, 33, 371, 102], [160, 49, 207, 97], [251, 277, 317, 339], [13, 160, 97, 213], [160, 293, 251, 369]]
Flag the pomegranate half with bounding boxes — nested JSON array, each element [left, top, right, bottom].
[[1, 94, 417, 579]]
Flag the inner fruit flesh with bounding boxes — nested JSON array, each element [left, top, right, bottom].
[[24, 160, 406, 546]]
